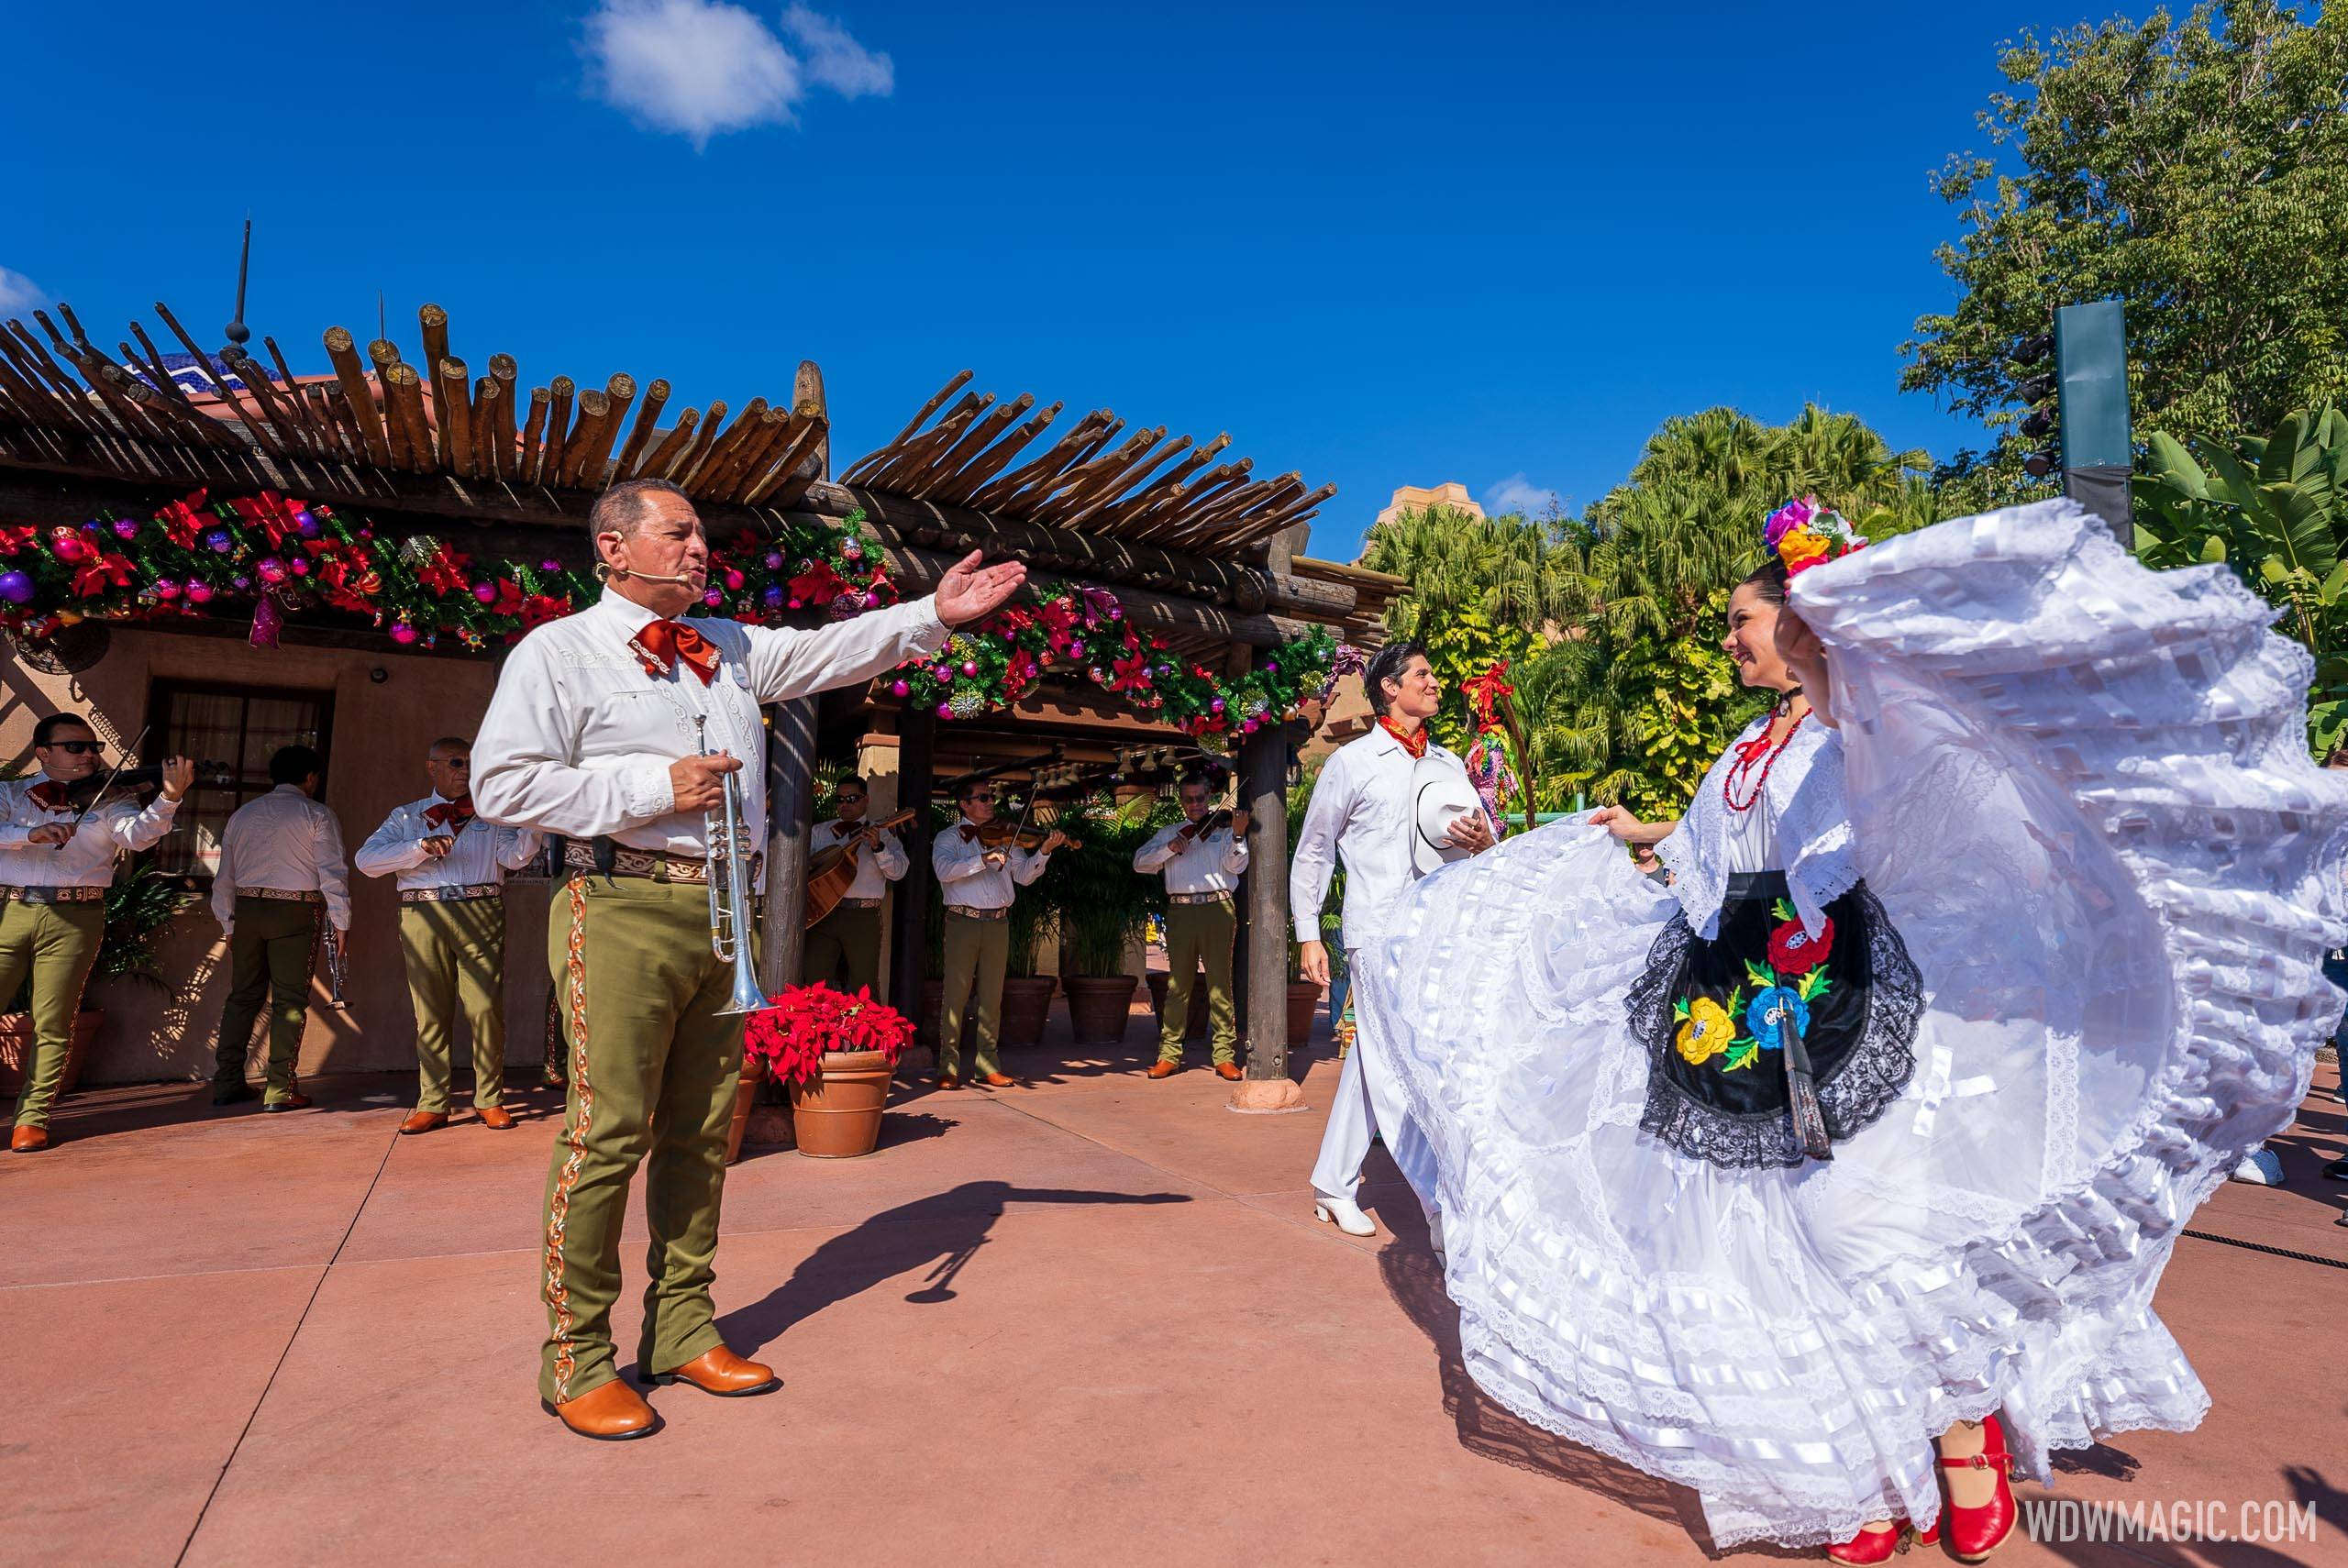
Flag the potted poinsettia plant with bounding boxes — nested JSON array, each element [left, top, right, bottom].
[[743, 982, 915, 1159]]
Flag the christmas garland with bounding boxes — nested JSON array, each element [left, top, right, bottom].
[[0, 488, 893, 651], [0, 490, 1351, 745], [885, 580, 1346, 747]]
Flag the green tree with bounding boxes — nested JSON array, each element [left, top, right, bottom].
[[1904, 2, 2348, 504]]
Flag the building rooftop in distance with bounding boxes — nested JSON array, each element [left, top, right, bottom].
[[1373, 482, 1483, 531]]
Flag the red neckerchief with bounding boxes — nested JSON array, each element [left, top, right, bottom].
[[1379, 717, 1429, 759], [629, 619, 719, 685], [423, 798, 475, 831], [27, 779, 71, 812]]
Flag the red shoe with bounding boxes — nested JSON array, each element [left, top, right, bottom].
[[1823, 1520, 1938, 1564], [1939, 1414, 2018, 1563]]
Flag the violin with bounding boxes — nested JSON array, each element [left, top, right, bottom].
[[1175, 808, 1235, 844], [48, 761, 224, 809], [966, 819, 1081, 853]]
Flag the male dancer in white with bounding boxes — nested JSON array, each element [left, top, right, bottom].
[[1291, 642, 1494, 1237]]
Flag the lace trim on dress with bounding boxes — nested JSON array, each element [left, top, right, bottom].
[[1660, 716, 1855, 939]]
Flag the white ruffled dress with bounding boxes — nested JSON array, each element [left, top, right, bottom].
[[1357, 501, 2348, 1549]]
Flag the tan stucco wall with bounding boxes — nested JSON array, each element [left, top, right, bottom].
[[1, 629, 551, 1088]]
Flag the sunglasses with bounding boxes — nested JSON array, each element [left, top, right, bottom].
[[434, 757, 472, 767], [42, 740, 104, 756]]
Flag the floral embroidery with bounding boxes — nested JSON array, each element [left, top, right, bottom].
[[1673, 997, 1735, 1065], [1676, 900, 1836, 1075]]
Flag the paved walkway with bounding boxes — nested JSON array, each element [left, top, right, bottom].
[[3, 1016, 2342, 1568]]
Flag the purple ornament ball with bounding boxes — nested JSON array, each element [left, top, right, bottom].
[[961, 660, 979, 677], [1210, 697, 1225, 713], [471, 581, 499, 604], [0, 570, 32, 605], [390, 623, 419, 646], [294, 511, 319, 538], [703, 589, 723, 607], [1264, 659, 1279, 673], [155, 580, 182, 601], [764, 552, 785, 570], [256, 558, 288, 585], [288, 558, 310, 577], [763, 585, 785, 608], [539, 558, 562, 573], [186, 581, 214, 604], [231, 574, 252, 591], [111, 517, 139, 540], [205, 529, 234, 554], [890, 679, 910, 698], [936, 701, 954, 719]]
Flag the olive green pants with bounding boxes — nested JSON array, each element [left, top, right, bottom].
[[938, 911, 1008, 1079], [1160, 898, 1238, 1066], [401, 898, 508, 1113], [804, 901, 883, 998], [2, 900, 104, 1130], [212, 897, 320, 1104], [539, 874, 747, 1405]]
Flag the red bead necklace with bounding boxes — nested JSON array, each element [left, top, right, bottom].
[[1722, 704, 1807, 812]]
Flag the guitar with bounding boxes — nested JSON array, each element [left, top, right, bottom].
[[804, 809, 916, 928]]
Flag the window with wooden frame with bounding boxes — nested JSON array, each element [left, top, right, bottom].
[[147, 680, 334, 882]]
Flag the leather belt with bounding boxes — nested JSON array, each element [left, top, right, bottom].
[[1168, 891, 1233, 906], [238, 887, 323, 904], [1, 884, 105, 904], [400, 883, 502, 905], [563, 841, 762, 885], [945, 905, 1010, 922], [834, 896, 883, 910]]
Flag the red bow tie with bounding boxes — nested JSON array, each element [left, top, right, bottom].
[[423, 800, 474, 831], [958, 823, 981, 843], [1379, 717, 1429, 759], [28, 780, 70, 812], [629, 619, 719, 686]]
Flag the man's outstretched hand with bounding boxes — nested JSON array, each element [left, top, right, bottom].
[[935, 551, 1027, 626]]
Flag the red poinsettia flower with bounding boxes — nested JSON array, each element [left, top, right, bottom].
[[71, 552, 135, 598], [520, 592, 570, 628], [485, 580, 526, 618], [418, 546, 471, 597], [1036, 597, 1080, 638], [1109, 650, 1151, 691], [743, 982, 915, 1085], [0, 525, 35, 557], [156, 491, 209, 547], [1766, 915, 1834, 977], [789, 558, 847, 605]]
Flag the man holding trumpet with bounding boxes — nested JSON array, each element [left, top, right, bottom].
[[472, 477, 1025, 1443], [356, 737, 542, 1135]]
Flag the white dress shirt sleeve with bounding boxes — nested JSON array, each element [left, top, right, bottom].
[[316, 807, 354, 933], [1222, 828, 1249, 878], [1011, 845, 1050, 887], [472, 635, 676, 837], [743, 598, 951, 704], [935, 831, 991, 885], [0, 786, 29, 851], [1290, 751, 1352, 942], [497, 826, 545, 871], [354, 808, 430, 878], [1133, 825, 1180, 874], [105, 793, 182, 853], [212, 821, 238, 932], [874, 832, 909, 882]]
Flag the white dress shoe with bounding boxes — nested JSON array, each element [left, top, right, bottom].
[[2231, 1145, 2285, 1186], [1312, 1195, 1378, 1236]]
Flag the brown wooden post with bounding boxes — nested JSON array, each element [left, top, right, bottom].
[[1229, 723, 1304, 1111], [761, 698, 817, 988], [890, 708, 936, 1025]]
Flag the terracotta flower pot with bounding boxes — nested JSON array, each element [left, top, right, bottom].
[[1287, 980, 1324, 1044], [1145, 973, 1212, 1041], [789, 1048, 895, 1158], [0, 1009, 104, 1099], [999, 975, 1057, 1049], [1063, 974, 1139, 1044]]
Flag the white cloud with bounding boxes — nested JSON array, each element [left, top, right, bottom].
[[1483, 472, 1558, 516], [0, 266, 46, 318], [584, 0, 891, 147], [783, 5, 892, 97]]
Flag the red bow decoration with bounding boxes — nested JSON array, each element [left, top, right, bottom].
[[630, 618, 720, 685], [788, 559, 847, 606], [1379, 716, 1429, 759], [1460, 662, 1516, 734], [28, 780, 70, 812], [157, 491, 208, 548], [423, 800, 475, 830], [230, 492, 304, 551]]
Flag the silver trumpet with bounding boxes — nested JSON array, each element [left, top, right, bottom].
[[324, 933, 351, 1011], [698, 715, 771, 1017]]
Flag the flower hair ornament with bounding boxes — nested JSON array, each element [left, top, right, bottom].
[[1763, 496, 1866, 577]]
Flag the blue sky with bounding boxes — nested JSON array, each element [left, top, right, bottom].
[[4, 1, 2069, 557]]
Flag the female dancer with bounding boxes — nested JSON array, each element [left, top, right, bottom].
[[1357, 497, 2347, 1558]]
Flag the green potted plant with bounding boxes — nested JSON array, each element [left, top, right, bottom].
[[0, 858, 196, 1098], [1045, 794, 1168, 1043]]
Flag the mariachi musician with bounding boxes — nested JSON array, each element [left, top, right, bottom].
[[355, 735, 543, 1135], [1131, 773, 1250, 1081], [929, 780, 1066, 1090], [1, 714, 194, 1152], [208, 745, 352, 1112], [804, 776, 905, 997]]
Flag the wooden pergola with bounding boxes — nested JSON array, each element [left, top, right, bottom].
[[0, 294, 1404, 1096]]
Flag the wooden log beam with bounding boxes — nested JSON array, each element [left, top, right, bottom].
[[437, 358, 475, 478], [1235, 722, 1296, 1091], [518, 385, 550, 485], [541, 376, 575, 486], [418, 304, 451, 435], [612, 377, 670, 480], [323, 328, 395, 467]]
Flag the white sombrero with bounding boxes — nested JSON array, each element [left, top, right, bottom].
[[1411, 754, 1485, 877]]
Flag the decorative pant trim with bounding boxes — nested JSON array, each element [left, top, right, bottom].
[[543, 877, 596, 1401]]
